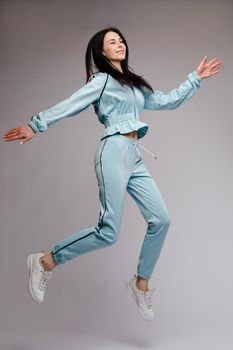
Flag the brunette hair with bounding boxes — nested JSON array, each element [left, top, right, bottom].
[[85, 26, 154, 93]]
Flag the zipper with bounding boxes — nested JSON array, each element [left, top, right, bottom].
[[132, 85, 136, 119], [129, 83, 136, 118], [131, 84, 158, 160]]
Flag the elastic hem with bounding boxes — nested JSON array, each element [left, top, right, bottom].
[[136, 273, 150, 280], [51, 250, 60, 265]]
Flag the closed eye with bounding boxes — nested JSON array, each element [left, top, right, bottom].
[[109, 39, 124, 44]]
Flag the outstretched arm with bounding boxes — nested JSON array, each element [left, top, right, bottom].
[[2, 72, 108, 144], [143, 56, 222, 110], [28, 72, 108, 132]]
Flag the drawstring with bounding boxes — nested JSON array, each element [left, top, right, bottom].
[[137, 142, 158, 160]]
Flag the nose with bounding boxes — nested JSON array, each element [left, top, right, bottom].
[[117, 46, 124, 52]]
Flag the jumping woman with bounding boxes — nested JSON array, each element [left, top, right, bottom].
[[2, 26, 221, 321]]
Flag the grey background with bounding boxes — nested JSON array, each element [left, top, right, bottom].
[[1, 0, 232, 349]]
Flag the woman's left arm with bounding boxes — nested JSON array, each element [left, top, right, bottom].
[[143, 56, 222, 110]]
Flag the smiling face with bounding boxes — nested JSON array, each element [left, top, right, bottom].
[[102, 31, 126, 71]]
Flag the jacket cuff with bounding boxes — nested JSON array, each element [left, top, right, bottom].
[[28, 120, 40, 133], [188, 70, 202, 86]]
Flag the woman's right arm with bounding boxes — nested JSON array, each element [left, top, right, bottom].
[[2, 72, 107, 144], [28, 72, 107, 132]]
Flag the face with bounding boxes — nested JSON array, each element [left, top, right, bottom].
[[102, 31, 126, 67]]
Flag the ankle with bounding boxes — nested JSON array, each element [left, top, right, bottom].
[[40, 253, 56, 271], [136, 276, 149, 293]]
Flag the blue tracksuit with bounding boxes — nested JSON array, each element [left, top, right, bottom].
[[29, 70, 201, 279]]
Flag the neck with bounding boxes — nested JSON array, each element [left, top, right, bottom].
[[110, 61, 123, 73]]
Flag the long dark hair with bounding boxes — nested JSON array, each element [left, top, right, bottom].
[[85, 26, 154, 93]]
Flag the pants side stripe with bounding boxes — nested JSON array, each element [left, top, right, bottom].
[[52, 138, 109, 257]]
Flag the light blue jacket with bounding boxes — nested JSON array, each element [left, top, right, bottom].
[[28, 70, 201, 141]]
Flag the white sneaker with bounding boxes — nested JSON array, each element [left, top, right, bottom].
[[27, 252, 53, 304], [125, 274, 155, 321]]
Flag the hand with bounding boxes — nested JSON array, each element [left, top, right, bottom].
[[196, 56, 222, 79], [2, 124, 36, 144]]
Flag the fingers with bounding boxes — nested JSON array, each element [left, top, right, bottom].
[[3, 131, 19, 138], [211, 67, 221, 75], [2, 128, 20, 139], [202, 55, 207, 62], [197, 56, 208, 74], [2, 132, 20, 141], [2, 128, 23, 141], [207, 57, 221, 67], [4, 127, 19, 134], [209, 60, 222, 77], [198, 56, 207, 68], [211, 61, 222, 69], [3, 135, 24, 141], [20, 138, 30, 145]]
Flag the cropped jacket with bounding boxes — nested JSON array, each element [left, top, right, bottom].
[[28, 70, 201, 153]]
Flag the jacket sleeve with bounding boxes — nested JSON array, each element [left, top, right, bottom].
[[28, 72, 108, 133], [142, 70, 201, 110]]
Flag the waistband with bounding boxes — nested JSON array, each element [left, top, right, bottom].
[[102, 133, 158, 160], [117, 134, 140, 145]]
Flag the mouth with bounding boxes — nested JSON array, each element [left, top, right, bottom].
[[116, 50, 125, 53]]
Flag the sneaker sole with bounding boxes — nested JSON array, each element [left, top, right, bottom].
[[125, 281, 153, 321], [27, 254, 42, 304]]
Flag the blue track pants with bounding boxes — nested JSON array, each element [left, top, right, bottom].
[[51, 133, 171, 279]]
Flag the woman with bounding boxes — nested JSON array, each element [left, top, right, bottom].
[[2, 26, 221, 321]]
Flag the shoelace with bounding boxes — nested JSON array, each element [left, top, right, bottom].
[[39, 270, 53, 291], [134, 274, 156, 309], [144, 289, 156, 309]]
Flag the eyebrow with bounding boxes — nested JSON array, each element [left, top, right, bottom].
[[107, 38, 123, 42]]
